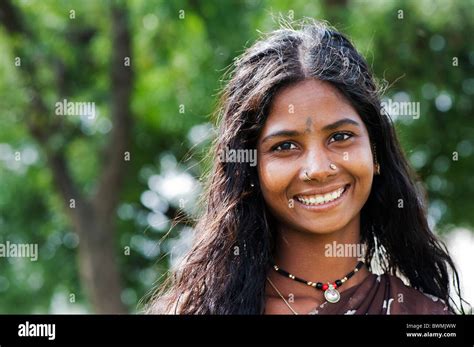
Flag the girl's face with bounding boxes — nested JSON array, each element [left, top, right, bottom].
[[257, 79, 375, 235]]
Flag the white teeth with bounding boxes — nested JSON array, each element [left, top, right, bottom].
[[296, 186, 347, 206]]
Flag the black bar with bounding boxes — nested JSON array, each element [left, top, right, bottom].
[[0, 314, 473, 345]]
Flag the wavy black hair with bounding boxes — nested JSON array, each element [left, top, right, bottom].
[[147, 19, 467, 314]]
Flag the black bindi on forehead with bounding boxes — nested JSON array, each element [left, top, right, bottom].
[[304, 116, 313, 134]]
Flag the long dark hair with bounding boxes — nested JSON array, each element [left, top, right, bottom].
[[147, 19, 466, 314]]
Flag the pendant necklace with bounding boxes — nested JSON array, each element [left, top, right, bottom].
[[272, 260, 364, 304]]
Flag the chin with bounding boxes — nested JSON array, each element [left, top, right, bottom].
[[303, 223, 348, 235]]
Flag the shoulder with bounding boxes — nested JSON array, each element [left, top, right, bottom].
[[382, 274, 452, 314]]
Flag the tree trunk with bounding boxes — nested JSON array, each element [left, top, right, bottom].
[[0, 0, 133, 313], [75, 202, 126, 313]]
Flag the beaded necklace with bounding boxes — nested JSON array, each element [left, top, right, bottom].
[[272, 260, 364, 304]]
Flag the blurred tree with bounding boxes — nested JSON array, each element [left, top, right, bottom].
[[0, 0, 133, 313]]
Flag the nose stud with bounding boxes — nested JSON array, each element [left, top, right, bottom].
[[303, 163, 337, 181]]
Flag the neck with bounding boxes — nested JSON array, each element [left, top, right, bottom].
[[267, 215, 370, 300]]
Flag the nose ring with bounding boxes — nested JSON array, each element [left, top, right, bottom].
[[303, 171, 311, 181], [303, 163, 337, 181]]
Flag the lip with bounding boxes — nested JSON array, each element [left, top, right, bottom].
[[295, 183, 351, 197], [294, 184, 351, 212]]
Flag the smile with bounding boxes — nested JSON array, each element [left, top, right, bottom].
[[294, 184, 350, 210]]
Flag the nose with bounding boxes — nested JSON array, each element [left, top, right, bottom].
[[300, 148, 336, 182]]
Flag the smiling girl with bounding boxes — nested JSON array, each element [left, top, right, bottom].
[[147, 20, 466, 314]]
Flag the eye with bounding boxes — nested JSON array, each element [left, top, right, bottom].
[[329, 132, 353, 143], [272, 141, 298, 152]]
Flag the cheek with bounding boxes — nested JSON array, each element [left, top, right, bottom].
[[257, 157, 295, 199], [343, 146, 374, 196]]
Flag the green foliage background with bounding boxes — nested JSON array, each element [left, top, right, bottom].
[[0, 0, 473, 313]]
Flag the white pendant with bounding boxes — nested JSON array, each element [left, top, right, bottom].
[[324, 284, 340, 303]]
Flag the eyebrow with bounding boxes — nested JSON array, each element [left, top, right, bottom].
[[261, 118, 361, 144], [322, 118, 360, 131]]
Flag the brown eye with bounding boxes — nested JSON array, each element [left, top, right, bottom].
[[329, 132, 353, 143], [272, 141, 297, 151]]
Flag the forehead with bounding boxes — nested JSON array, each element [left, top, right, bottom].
[[263, 79, 362, 132]]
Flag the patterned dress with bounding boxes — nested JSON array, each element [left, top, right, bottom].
[[306, 273, 451, 315]]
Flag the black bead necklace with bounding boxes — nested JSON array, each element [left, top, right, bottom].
[[272, 260, 364, 304]]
